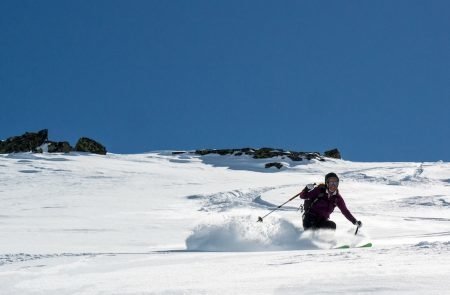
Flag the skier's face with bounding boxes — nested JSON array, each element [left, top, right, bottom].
[[327, 177, 339, 192]]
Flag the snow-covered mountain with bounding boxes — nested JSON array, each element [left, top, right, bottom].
[[0, 151, 449, 294]]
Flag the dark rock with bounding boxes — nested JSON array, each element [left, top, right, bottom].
[[47, 141, 73, 153], [241, 148, 255, 155], [265, 162, 283, 169], [195, 149, 214, 156], [324, 148, 341, 159], [172, 151, 186, 155], [305, 152, 323, 161], [216, 149, 236, 156], [253, 148, 285, 159], [195, 149, 243, 156], [193, 147, 328, 162], [75, 137, 107, 155], [0, 129, 48, 153], [287, 152, 303, 161]]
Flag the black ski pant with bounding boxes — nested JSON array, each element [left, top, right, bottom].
[[302, 212, 336, 231]]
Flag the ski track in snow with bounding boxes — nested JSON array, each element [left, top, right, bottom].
[[340, 164, 433, 186], [182, 168, 450, 252], [185, 184, 299, 212], [397, 195, 450, 207], [1, 152, 450, 294]]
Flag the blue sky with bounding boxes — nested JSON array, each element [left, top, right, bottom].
[[1, 1, 449, 162]]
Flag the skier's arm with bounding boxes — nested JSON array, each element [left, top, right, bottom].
[[336, 197, 357, 224], [300, 185, 320, 200]]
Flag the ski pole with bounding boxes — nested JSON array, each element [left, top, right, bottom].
[[355, 223, 361, 235], [257, 192, 301, 222]]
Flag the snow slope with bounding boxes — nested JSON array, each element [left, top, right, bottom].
[[0, 151, 449, 294]]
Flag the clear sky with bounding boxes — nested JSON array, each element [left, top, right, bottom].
[[1, 1, 449, 162]]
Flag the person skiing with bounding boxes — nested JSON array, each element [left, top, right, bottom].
[[300, 172, 362, 231]]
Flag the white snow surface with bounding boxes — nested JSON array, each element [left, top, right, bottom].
[[0, 151, 449, 294]]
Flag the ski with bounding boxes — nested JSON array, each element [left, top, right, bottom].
[[334, 242, 372, 249]]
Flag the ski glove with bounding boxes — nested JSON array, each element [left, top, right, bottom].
[[306, 183, 315, 191], [355, 220, 363, 227]]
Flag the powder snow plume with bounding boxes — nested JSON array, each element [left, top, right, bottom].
[[185, 214, 319, 251]]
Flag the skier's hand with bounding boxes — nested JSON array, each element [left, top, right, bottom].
[[355, 220, 362, 227], [306, 183, 315, 191]]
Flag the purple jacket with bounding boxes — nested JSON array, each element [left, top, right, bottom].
[[300, 185, 357, 224]]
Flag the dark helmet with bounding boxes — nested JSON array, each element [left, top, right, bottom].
[[325, 172, 339, 183]]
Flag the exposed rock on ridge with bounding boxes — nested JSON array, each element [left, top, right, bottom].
[[173, 147, 341, 169], [75, 137, 107, 155], [191, 147, 341, 161], [0, 129, 48, 153], [0, 129, 107, 155]]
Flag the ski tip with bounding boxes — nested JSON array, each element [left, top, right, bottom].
[[359, 242, 372, 248], [334, 245, 350, 249], [334, 242, 372, 249]]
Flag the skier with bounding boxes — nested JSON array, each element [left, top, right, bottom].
[[300, 172, 362, 231]]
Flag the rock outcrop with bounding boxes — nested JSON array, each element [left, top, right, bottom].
[[324, 148, 341, 159], [0, 130, 107, 155], [173, 147, 342, 169], [0, 129, 48, 153], [47, 141, 73, 153], [192, 147, 326, 162], [265, 162, 284, 169], [75, 137, 107, 155]]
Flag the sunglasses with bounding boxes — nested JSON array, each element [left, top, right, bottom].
[[327, 181, 339, 186]]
